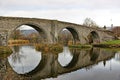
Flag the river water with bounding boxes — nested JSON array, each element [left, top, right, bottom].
[[0, 45, 120, 80]]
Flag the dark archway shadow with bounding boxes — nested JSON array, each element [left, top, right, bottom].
[[88, 31, 100, 44], [66, 27, 80, 44], [58, 27, 80, 46], [89, 48, 100, 62]]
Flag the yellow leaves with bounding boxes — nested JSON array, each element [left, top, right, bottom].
[[8, 40, 29, 46]]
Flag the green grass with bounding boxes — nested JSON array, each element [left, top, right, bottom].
[[102, 40, 120, 44], [93, 40, 120, 48], [69, 44, 92, 48]]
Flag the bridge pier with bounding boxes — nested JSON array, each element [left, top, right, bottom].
[[0, 30, 8, 46], [51, 20, 59, 43]]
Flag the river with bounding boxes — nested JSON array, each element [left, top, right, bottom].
[[0, 45, 120, 80]]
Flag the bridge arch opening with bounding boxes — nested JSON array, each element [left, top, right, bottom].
[[8, 24, 47, 45], [88, 31, 100, 44], [58, 27, 80, 46]]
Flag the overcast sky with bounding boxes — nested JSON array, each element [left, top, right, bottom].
[[0, 0, 120, 27]]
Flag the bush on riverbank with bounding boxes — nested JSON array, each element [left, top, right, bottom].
[[34, 43, 63, 54], [0, 46, 13, 58], [8, 40, 29, 45]]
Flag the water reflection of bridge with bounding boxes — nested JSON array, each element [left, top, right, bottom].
[[0, 47, 116, 80], [16, 48, 115, 79]]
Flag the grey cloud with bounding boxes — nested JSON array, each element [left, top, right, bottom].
[[1, 0, 120, 27], [0, 0, 120, 10]]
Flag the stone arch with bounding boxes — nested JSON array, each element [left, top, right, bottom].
[[8, 23, 48, 43], [87, 31, 100, 44], [58, 26, 80, 45]]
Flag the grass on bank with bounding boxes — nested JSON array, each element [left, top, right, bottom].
[[93, 40, 120, 48], [69, 44, 92, 48], [102, 40, 120, 44], [0, 46, 13, 58], [0, 46, 13, 54], [70, 40, 120, 48]]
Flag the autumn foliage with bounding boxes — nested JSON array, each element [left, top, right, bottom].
[[35, 43, 63, 54], [111, 26, 120, 37]]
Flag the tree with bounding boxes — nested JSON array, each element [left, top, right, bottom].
[[27, 32, 40, 43], [103, 25, 106, 30], [58, 29, 73, 46], [83, 18, 99, 28], [11, 30, 23, 40], [111, 26, 120, 37]]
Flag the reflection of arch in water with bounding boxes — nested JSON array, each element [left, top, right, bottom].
[[114, 52, 120, 61], [89, 48, 100, 62], [8, 46, 47, 75], [58, 47, 79, 68], [24, 54, 48, 76], [64, 49, 80, 68]]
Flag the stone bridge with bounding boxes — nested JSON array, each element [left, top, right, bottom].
[[0, 16, 115, 46]]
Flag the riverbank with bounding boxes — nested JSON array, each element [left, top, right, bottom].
[[69, 40, 120, 48], [69, 44, 92, 48], [0, 46, 13, 58], [93, 40, 120, 48], [34, 43, 63, 54]]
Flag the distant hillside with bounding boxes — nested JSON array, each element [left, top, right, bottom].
[[20, 29, 38, 36]]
